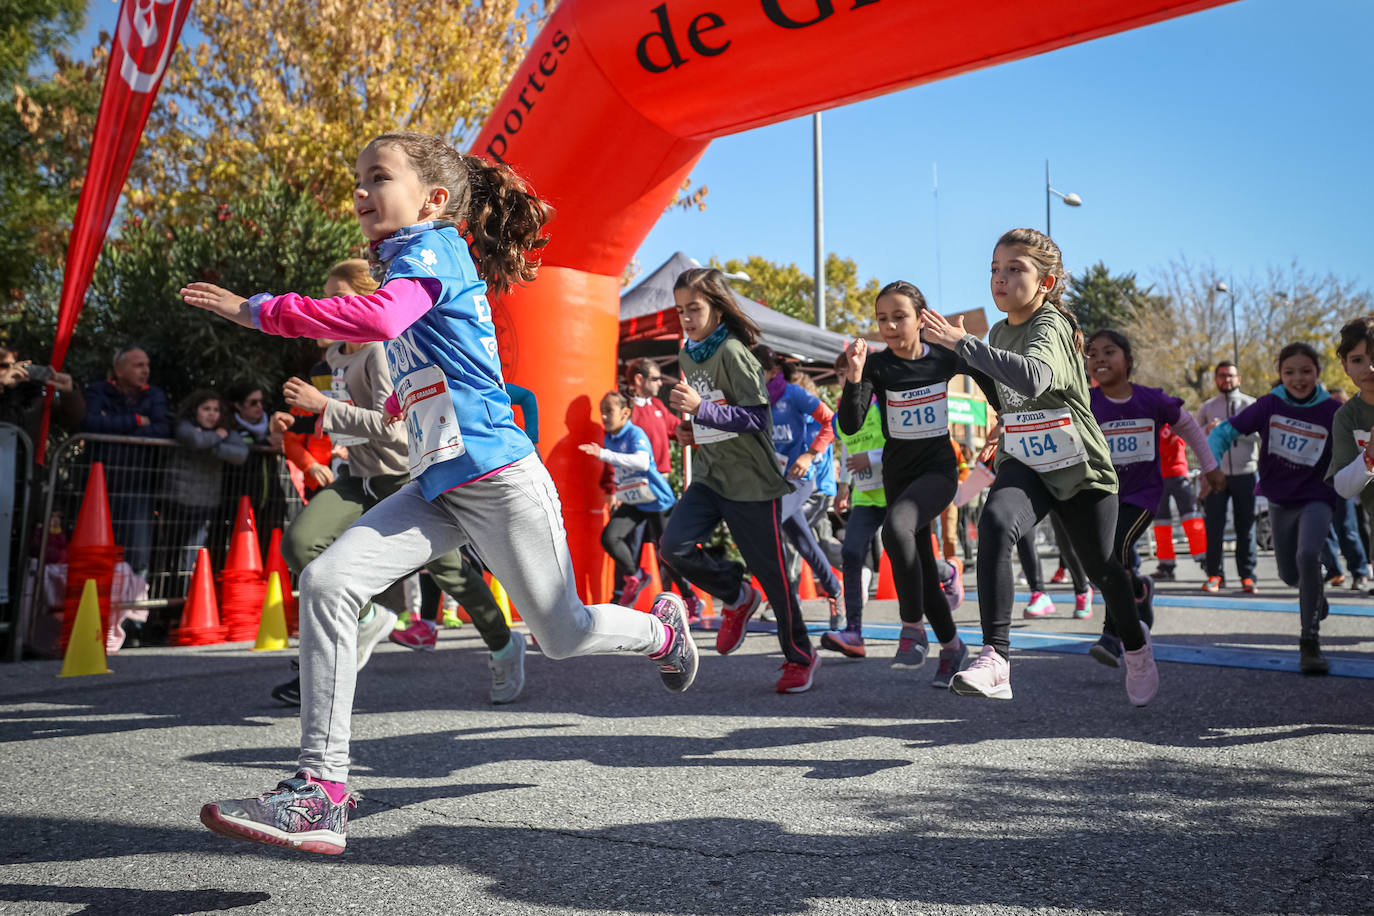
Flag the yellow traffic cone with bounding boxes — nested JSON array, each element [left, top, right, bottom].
[[489, 576, 514, 628], [253, 571, 290, 651], [59, 579, 111, 677]]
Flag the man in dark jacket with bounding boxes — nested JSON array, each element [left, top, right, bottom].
[[81, 346, 171, 578]]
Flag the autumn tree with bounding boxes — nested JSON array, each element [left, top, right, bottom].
[[1, 0, 98, 318], [711, 253, 881, 336]]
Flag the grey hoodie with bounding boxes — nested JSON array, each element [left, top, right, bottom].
[[319, 342, 409, 480], [1196, 389, 1259, 475]]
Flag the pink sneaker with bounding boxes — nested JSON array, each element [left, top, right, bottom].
[[1022, 591, 1055, 618], [389, 618, 437, 650], [1073, 586, 1094, 619], [683, 592, 705, 625], [1123, 623, 1159, 706], [948, 644, 1012, 699], [715, 586, 761, 655], [617, 569, 649, 607]]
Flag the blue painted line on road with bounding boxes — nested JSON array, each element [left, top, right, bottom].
[[692, 617, 1374, 678], [964, 591, 1374, 618]]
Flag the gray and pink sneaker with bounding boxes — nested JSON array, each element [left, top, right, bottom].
[[949, 644, 1013, 700], [649, 592, 699, 693], [200, 772, 355, 855]]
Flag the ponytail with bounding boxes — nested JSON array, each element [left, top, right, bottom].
[[460, 154, 554, 295]]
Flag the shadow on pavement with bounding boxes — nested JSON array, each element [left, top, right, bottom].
[[0, 882, 269, 914]]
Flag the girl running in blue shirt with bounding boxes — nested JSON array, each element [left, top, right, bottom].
[[183, 132, 697, 855]]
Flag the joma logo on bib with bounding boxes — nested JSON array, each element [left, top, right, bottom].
[[387, 330, 430, 375]]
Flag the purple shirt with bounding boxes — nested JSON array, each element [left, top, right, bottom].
[[1226, 392, 1342, 508], [1090, 385, 1183, 514]]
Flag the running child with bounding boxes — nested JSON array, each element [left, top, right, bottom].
[[1084, 329, 1222, 665], [1209, 342, 1341, 675], [581, 391, 680, 606], [837, 281, 975, 687], [660, 267, 819, 693], [753, 346, 844, 622], [184, 132, 697, 854], [920, 227, 1158, 705], [1329, 316, 1374, 616]]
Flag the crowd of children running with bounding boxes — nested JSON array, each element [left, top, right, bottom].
[[164, 131, 1366, 858]]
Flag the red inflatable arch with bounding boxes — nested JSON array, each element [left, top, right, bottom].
[[474, 0, 1230, 600]]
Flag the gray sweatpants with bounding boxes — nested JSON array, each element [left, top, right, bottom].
[[298, 453, 665, 781], [1268, 500, 1333, 640]]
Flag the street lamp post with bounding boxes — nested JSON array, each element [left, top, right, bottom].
[[1215, 281, 1238, 368], [1045, 159, 1082, 236]]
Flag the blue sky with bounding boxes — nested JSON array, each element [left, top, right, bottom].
[[634, 0, 1372, 328], [77, 0, 1367, 330]]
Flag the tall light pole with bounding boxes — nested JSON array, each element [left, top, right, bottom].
[[1045, 159, 1082, 236], [813, 113, 825, 329], [1215, 280, 1238, 367]]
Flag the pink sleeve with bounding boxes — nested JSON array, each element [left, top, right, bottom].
[[384, 392, 400, 418], [253, 278, 438, 342]]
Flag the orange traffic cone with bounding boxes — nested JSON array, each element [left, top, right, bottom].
[[221, 497, 266, 642], [174, 548, 227, 646], [634, 544, 666, 612], [59, 462, 121, 653], [265, 528, 297, 636], [876, 550, 897, 599], [798, 561, 819, 600], [695, 588, 715, 618]]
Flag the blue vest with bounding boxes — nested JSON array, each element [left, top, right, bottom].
[[604, 422, 675, 513]]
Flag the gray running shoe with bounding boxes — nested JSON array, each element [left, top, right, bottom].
[[650, 592, 699, 692], [356, 606, 398, 670], [931, 640, 969, 688], [489, 631, 527, 704], [890, 624, 930, 669], [201, 773, 355, 855]]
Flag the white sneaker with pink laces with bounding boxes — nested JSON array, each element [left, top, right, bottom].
[[949, 644, 1012, 699], [1123, 622, 1159, 706]]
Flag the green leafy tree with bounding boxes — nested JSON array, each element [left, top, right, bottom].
[[9, 181, 364, 401], [1, 0, 97, 320], [712, 253, 880, 336], [1063, 261, 1167, 335]]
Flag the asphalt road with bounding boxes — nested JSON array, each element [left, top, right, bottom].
[[1, 553, 1370, 916]]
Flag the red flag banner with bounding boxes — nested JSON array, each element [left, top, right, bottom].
[[40, 0, 193, 459]]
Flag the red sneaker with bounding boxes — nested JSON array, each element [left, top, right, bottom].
[[1049, 566, 1068, 584], [715, 586, 761, 655], [1240, 577, 1256, 594], [1202, 576, 1223, 594], [776, 651, 820, 693], [389, 618, 437, 650]]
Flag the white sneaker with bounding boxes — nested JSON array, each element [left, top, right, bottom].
[[356, 605, 399, 670], [1123, 623, 1159, 706], [489, 631, 527, 705], [1022, 591, 1055, 618], [949, 644, 1013, 700]]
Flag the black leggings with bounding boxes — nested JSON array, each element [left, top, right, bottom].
[[976, 459, 1143, 657], [602, 504, 668, 577], [883, 471, 958, 642], [1102, 502, 1154, 638]]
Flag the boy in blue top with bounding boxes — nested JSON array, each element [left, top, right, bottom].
[[582, 392, 678, 603]]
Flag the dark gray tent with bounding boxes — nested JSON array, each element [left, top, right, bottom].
[[619, 252, 852, 367]]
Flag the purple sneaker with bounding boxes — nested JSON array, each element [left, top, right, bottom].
[[200, 773, 355, 855], [820, 629, 866, 658], [941, 559, 965, 612], [649, 592, 698, 693]]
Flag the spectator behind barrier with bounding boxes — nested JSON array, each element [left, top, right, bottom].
[[0, 345, 85, 445], [80, 345, 171, 578], [164, 389, 248, 581], [224, 379, 288, 547]]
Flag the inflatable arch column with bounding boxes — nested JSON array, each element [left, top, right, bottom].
[[473, 0, 1228, 600]]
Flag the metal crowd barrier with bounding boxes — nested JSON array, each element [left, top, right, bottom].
[[1, 423, 34, 662], [15, 432, 305, 658]]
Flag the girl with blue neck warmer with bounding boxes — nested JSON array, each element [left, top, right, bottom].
[[183, 131, 698, 855], [659, 267, 821, 695], [1208, 341, 1341, 675]]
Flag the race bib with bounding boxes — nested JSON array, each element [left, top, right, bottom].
[[323, 370, 367, 447], [692, 389, 738, 445], [1269, 415, 1327, 468], [398, 365, 464, 475], [1003, 407, 1088, 472], [851, 462, 884, 492], [885, 383, 949, 440], [1100, 418, 1156, 467], [1354, 429, 1369, 452], [615, 475, 655, 505]]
